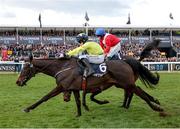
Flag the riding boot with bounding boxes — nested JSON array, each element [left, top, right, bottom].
[[81, 58, 95, 77]]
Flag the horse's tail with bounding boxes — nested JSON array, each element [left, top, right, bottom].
[[124, 58, 159, 88], [139, 39, 161, 61]]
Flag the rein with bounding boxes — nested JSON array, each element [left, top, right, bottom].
[[54, 67, 74, 78]]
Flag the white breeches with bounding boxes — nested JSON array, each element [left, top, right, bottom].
[[79, 55, 105, 64], [107, 41, 121, 58]]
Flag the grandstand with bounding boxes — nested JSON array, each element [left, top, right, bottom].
[[0, 25, 180, 72]]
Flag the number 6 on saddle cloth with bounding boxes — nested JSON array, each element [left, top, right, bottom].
[[78, 55, 107, 77]]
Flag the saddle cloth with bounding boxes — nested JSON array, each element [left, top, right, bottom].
[[91, 62, 107, 77], [78, 61, 107, 77]]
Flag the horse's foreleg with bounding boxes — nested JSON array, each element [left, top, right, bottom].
[[121, 90, 133, 109], [90, 89, 109, 104], [63, 91, 72, 102], [82, 91, 89, 111], [24, 86, 63, 113], [73, 90, 81, 117], [133, 85, 163, 112]]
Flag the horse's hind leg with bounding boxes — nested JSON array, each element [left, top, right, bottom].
[[73, 90, 81, 117], [90, 89, 109, 105], [24, 86, 63, 113], [138, 86, 160, 105], [133, 85, 163, 112]]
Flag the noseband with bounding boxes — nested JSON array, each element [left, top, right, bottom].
[[24, 62, 36, 79]]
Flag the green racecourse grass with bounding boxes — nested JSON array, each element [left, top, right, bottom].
[[0, 73, 180, 128]]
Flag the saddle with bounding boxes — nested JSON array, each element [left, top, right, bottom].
[[78, 54, 122, 77], [78, 60, 107, 77]]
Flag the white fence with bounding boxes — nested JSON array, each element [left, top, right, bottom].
[[0, 61, 180, 72]]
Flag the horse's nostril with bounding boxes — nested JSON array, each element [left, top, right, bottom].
[[16, 80, 21, 86]]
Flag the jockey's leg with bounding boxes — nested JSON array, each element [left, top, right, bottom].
[[107, 42, 121, 59], [81, 58, 95, 77]]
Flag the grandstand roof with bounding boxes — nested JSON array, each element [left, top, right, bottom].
[[1, 25, 180, 30]]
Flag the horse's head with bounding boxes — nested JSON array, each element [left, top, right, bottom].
[[16, 56, 36, 87]]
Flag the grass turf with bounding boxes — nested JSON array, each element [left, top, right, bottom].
[[0, 73, 180, 128]]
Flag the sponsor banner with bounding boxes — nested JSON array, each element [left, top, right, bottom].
[[0, 63, 22, 72], [121, 36, 151, 44], [131, 36, 150, 41], [149, 64, 168, 71], [89, 37, 99, 42], [1, 36, 180, 44], [65, 36, 76, 44], [131, 36, 151, 44], [0, 36, 16, 44], [143, 62, 180, 71], [143, 63, 169, 71], [19, 36, 65, 44], [172, 64, 180, 71], [43, 36, 64, 44], [19, 36, 40, 44], [155, 36, 170, 41], [0, 64, 15, 72], [1, 61, 180, 72], [172, 36, 180, 41]]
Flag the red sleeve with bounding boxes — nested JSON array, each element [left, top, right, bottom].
[[104, 36, 113, 53], [104, 35, 121, 54], [104, 46, 111, 54], [100, 39, 105, 50]]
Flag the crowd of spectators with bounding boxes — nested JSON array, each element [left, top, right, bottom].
[[1, 29, 180, 62], [0, 41, 178, 62], [121, 42, 178, 62], [0, 43, 78, 61]]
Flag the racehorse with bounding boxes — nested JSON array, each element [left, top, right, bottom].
[[65, 39, 161, 110], [16, 40, 164, 117], [80, 57, 161, 111]]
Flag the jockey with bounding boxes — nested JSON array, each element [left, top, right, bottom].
[[67, 33, 104, 77], [95, 28, 122, 60]]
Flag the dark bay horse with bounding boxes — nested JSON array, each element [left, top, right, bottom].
[[16, 48, 164, 116], [80, 57, 161, 111], [65, 39, 161, 111]]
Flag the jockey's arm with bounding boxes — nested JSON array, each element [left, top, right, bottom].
[[104, 46, 110, 55], [66, 45, 87, 56]]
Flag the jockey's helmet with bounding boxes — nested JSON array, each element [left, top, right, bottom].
[[76, 33, 88, 44], [95, 28, 106, 36]]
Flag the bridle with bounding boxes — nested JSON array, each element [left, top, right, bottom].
[[20, 62, 36, 83]]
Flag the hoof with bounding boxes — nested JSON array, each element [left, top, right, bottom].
[[84, 107, 89, 111], [103, 100, 109, 104], [159, 111, 168, 117], [99, 100, 109, 105], [121, 105, 129, 109], [23, 108, 30, 113], [154, 99, 160, 105], [64, 97, 71, 102], [76, 114, 81, 117]]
